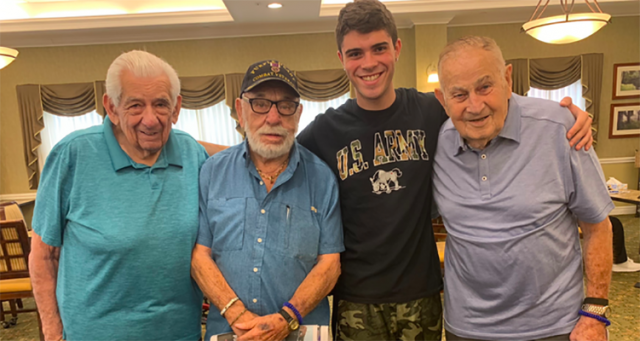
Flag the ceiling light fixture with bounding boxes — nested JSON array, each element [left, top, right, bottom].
[[0, 46, 19, 70], [268, 3, 283, 9], [522, 0, 611, 44]]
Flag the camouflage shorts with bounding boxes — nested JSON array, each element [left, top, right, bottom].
[[335, 294, 443, 341]]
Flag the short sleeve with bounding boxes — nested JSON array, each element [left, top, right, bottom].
[[32, 142, 75, 247], [196, 159, 214, 247], [317, 173, 344, 255], [566, 148, 614, 223]]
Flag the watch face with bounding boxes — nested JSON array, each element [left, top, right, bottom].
[[290, 320, 300, 331]]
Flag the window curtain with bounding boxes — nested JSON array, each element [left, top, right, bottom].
[[16, 85, 44, 190], [94, 81, 107, 117], [225, 73, 244, 135], [506, 58, 530, 96], [17, 82, 99, 189], [528, 54, 603, 144], [581, 54, 603, 142], [530, 56, 581, 90], [180, 75, 225, 110], [295, 69, 349, 101]]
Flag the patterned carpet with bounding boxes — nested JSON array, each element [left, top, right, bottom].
[[2, 215, 639, 341]]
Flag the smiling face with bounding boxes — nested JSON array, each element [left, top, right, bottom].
[[236, 81, 301, 160], [338, 29, 401, 110], [435, 46, 513, 150], [104, 69, 180, 163]]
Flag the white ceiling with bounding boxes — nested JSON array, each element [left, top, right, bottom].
[[0, 0, 638, 48]]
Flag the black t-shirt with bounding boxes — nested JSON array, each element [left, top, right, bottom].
[[297, 88, 449, 303]]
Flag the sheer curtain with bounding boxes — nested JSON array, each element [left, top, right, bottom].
[[298, 93, 350, 134], [38, 111, 103, 171], [528, 79, 586, 111], [175, 101, 243, 146]]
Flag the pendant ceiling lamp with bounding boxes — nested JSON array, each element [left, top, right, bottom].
[[522, 0, 611, 44], [0, 46, 19, 70]]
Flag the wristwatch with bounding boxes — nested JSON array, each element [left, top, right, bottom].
[[278, 308, 300, 331], [581, 304, 611, 318]]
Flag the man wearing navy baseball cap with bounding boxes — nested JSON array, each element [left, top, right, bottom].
[[191, 60, 344, 341]]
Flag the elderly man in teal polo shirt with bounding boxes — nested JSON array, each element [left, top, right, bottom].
[[29, 50, 208, 340], [191, 60, 344, 341]]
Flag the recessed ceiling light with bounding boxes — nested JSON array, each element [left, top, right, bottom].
[[268, 3, 283, 9]]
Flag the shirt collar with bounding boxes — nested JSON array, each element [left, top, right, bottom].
[[103, 115, 183, 171], [453, 95, 521, 156]]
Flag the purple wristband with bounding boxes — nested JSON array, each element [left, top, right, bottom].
[[578, 310, 611, 327], [283, 302, 303, 325]]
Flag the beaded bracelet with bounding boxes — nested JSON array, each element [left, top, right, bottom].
[[220, 297, 240, 316], [283, 302, 303, 325], [578, 310, 611, 327]]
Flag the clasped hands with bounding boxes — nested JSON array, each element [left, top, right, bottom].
[[228, 310, 292, 341]]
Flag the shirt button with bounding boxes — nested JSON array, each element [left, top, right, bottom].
[[253, 299, 257, 303], [257, 238, 263, 243], [482, 176, 488, 181], [481, 154, 487, 159], [260, 209, 266, 214], [260, 181, 264, 185], [253, 267, 258, 272]]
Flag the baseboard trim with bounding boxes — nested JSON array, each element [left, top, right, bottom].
[[0, 193, 37, 201], [599, 157, 636, 165], [610, 206, 638, 216]]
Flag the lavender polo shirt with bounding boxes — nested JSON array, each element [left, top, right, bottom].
[[433, 94, 614, 340]]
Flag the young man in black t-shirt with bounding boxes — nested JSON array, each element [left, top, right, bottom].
[[297, 1, 593, 340]]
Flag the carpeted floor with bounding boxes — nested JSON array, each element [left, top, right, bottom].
[[2, 215, 639, 341]]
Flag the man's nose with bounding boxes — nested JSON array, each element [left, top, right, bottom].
[[467, 93, 486, 114], [362, 52, 377, 70], [264, 103, 282, 125], [141, 105, 161, 127]]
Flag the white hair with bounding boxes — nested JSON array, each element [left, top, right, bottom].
[[105, 50, 180, 106], [438, 36, 506, 80]]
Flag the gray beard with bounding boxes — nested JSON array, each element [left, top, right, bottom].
[[245, 125, 297, 160]]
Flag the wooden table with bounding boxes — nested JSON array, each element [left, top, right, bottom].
[[0, 199, 35, 207], [609, 189, 640, 206]]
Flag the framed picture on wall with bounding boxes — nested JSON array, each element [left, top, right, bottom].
[[609, 103, 640, 138], [613, 63, 640, 99]]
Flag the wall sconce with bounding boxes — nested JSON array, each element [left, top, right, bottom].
[[426, 64, 439, 84], [0, 46, 19, 70]]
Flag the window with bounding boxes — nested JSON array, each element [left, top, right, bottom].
[[298, 93, 350, 134], [528, 79, 586, 111], [38, 111, 103, 171], [174, 101, 243, 146]]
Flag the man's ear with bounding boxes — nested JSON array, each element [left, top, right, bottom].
[[337, 50, 345, 66], [394, 38, 402, 61], [103, 94, 119, 125], [504, 64, 513, 99], [235, 97, 245, 130], [171, 95, 182, 125], [434, 89, 450, 117]]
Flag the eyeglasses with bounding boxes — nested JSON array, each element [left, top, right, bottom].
[[242, 97, 300, 116]]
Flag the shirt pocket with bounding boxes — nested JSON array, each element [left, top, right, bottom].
[[208, 198, 246, 251], [282, 204, 320, 262]]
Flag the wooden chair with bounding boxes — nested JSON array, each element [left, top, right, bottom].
[[0, 219, 43, 339]]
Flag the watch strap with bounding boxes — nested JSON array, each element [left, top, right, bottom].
[[278, 309, 298, 331], [283, 302, 303, 325], [583, 297, 608, 306]]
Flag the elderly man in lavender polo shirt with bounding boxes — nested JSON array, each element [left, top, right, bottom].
[[433, 36, 614, 341]]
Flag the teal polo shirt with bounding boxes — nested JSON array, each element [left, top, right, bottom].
[[32, 116, 208, 341]]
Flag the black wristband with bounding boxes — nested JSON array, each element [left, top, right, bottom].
[[583, 297, 608, 306]]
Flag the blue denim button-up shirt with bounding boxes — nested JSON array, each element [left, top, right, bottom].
[[198, 141, 344, 338]]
